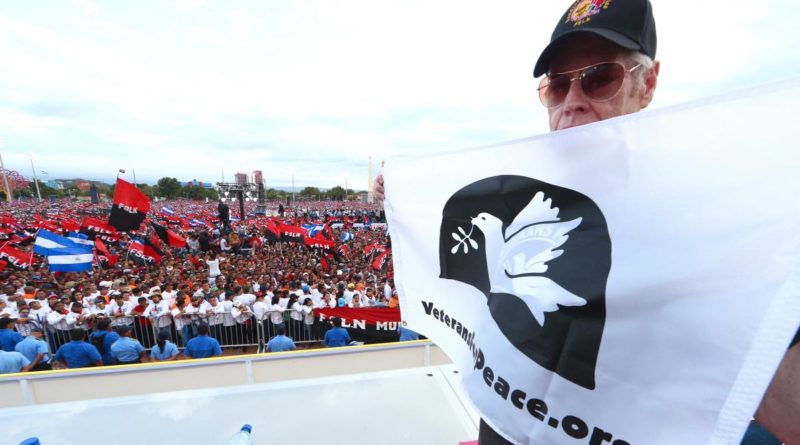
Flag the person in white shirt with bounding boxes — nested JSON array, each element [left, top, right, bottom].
[[383, 279, 393, 301], [147, 294, 172, 336], [288, 295, 304, 341], [343, 284, 356, 305], [348, 293, 366, 309], [205, 296, 225, 344], [66, 302, 91, 330], [252, 293, 269, 322], [320, 293, 337, 309], [91, 299, 113, 318], [268, 295, 285, 339], [301, 298, 315, 341], [205, 253, 223, 285], [46, 300, 73, 348], [109, 294, 135, 331], [277, 290, 290, 308]]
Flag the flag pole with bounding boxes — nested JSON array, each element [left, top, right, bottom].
[[0, 150, 12, 203], [29, 154, 42, 202]]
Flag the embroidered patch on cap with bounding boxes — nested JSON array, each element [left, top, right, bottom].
[[566, 0, 611, 27]]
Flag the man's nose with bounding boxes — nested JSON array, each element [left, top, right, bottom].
[[560, 79, 589, 115]]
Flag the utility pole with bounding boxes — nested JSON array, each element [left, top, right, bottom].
[[291, 174, 295, 203], [29, 154, 41, 201], [367, 156, 373, 203], [132, 168, 137, 187], [0, 149, 10, 203], [345, 176, 349, 201]]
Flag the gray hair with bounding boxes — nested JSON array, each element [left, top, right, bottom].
[[628, 51, 655, 82]]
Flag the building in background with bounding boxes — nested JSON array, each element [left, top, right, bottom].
[[253, 170, 263, 187], [235, 172, 248, 185]]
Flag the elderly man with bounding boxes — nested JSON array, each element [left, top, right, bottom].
[[376, 1, 797, 443]]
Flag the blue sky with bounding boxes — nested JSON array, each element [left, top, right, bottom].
[[0, 0, 798, 189]]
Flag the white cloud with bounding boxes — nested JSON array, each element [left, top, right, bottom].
[[175, 0, 207, 12], [69, 0, 97, 16], [0, 0, 797, 187]]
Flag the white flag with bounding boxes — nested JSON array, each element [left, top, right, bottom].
[[384, 81, 800, 445]]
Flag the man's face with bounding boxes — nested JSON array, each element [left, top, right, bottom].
[[545, 35, 658, 132]]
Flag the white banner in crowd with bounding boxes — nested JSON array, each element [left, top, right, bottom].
[[385, 80, 800, 445]]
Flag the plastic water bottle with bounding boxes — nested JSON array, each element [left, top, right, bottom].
[[226, 424, 253, 445]]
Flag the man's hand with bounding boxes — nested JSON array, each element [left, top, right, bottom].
[[373, 174, 385, 203], [755, 343, 800, 444]]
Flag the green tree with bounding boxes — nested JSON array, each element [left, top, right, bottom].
[[157, 177, 181, 199], [300, 186, 321, 198], [266, 188, 283, 200], [328, 185, 346, 201]]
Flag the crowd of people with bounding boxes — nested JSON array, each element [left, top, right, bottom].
[[0, 198, 399, 374]]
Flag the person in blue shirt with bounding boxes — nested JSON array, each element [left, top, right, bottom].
[[398, 324, 420, 342], [110, 325, 146, 365], [151, 331, 180, 361], [89, 318, 121, 366], [0, 317, 24, 352], [266, 325, 296, 352], [183, 323, 222, 359], [54, 328, 102, 369], [0, 350, 32, 374], [323, 317, 351, 348], [14, 327, 50, 371]]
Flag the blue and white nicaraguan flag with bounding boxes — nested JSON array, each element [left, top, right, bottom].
[[384, 81, 800, 445], [47, 246, 94, 273], [66, 232, 94, 247], [341, 231, 354, 242], [33, 230, 80, 256]]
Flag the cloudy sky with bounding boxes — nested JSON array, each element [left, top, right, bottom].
[[0, 0, 798, 190]]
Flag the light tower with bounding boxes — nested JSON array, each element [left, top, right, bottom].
[[367, 156, 373, 203]]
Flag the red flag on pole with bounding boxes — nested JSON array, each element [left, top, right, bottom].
[[108, 178, 150, 232]]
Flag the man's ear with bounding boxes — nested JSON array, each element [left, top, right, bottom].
[[639, 60, 660, 109]]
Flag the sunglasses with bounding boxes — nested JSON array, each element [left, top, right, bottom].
[[537, 61, 642, 108]]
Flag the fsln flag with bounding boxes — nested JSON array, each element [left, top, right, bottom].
[[0, 244, 35, 269], [94, 238, 118, 267], [108, 178, 150, 232], [384, 82, 800, 445], [33, 230, 80, 256], [80, 217, 119, 242], [47, 246, 93, 273], [150, 222, 186, 248], [128, 239, 162, 265]]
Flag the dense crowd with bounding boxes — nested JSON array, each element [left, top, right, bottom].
[[0, 198, 402, 374]]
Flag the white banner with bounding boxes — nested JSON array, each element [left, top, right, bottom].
[[385, 80, 800, 445]]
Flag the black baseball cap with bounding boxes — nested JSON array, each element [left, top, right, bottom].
[[534, 0, 657, 77]]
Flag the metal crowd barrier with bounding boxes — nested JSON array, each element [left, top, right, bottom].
[[43, 310, 322, 355]]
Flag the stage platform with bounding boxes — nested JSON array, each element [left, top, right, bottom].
[[0, 364, 479, 445]]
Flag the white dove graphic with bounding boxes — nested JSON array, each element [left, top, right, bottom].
[[470, 191, 585, 326]]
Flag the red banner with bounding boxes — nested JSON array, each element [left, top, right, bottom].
[[314, 307, 402, 344]]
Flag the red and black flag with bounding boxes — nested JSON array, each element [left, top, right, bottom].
[[280, 224, 305, 243], [150, 222, 186, 248], [263, 220, 281, 242], [94, 239, 118, 267], [80, 217, 119, 242], [372, 249, 391, 272], [108, 178, 150, 232], [0, 244, 35, 270], [303, 231, 335, 251], [128, 239, 162, 265], [337, 244, 348, 259]]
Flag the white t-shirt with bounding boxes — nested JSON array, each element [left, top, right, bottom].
[[206, 259, 221, 277]]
